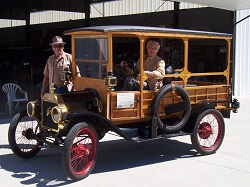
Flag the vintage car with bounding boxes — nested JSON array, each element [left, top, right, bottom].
[[8, 25, 240, 181]]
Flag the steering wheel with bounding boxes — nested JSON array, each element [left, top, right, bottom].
[[122, 59, 139, 78], [114, 59, 139, 91]]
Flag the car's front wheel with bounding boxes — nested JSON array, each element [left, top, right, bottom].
[[8, 111, 41, 158], [62, 122, 99, 180]]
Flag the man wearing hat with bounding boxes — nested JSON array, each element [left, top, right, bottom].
[[41, 36, 80, 97]]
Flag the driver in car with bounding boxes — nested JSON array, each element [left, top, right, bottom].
[[121, 40, 165, 90]]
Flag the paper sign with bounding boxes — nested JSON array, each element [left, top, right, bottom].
[[117, 93, 134, 108]]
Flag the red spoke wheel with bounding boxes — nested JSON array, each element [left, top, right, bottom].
[[191, 109, 225, 155], [8, 111, 41, 158], [62, 122, 98, 180]]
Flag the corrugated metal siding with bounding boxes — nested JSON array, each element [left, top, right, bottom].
[[234, 9, 250, 96], [99, 0, 174, 16], [180, 2, 204, 9], [93, 0, 204, 17], [0, 19, 25, 27], [0, 0, 204, 28], [30, 11, 85, 24]]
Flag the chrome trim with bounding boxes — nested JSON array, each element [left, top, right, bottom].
[[51, 106, 62, 123], [27, 101, 35, 117]]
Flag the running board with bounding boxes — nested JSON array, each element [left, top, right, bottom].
[[132, 132, 192, 143], [119, 128, 192, 143]]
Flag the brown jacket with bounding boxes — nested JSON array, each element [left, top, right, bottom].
[[136, 55, 165, 89]]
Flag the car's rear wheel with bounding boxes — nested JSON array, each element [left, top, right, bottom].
[[191, 109, 225, 155], [8, 111, 41, 158], [62, 122, 98, 180]]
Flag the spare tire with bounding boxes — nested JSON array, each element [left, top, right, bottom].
[[151, 84, 191, 133]]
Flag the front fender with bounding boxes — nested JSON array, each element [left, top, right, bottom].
[[67, 112, 134, 142]]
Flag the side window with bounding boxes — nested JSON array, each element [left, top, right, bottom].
[[188, 39, 228, 83], [159, 39, 184, 71], [188, 39, 227, 73], [75, 37, 107, 79]]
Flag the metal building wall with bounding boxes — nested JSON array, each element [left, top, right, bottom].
[[234, 9, 250, 96], [92, 0, 203, 17], [0, 19, 25, 27], [0, 0, 204, 28], [30, 11, 85, 24], [95, 0, 173, 16]]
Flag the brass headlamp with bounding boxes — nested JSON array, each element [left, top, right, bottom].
[[51, 105, 68, 123], [27, 100, 40, 117]]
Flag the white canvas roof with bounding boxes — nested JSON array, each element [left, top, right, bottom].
[[176, 0, 250, 11]]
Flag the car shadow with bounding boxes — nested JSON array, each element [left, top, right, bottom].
[[94, 137, 198, 173], [0, 146, 69, 186], [0, 137, 199, 186]]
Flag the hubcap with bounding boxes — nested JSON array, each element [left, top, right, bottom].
[[74, 144, 89, 156], [22, 128, 34, 140], [198, 122, 212, 139]]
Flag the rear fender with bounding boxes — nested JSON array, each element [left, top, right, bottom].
[[67, 112, 134, 142], [183, 101, 216, 133]]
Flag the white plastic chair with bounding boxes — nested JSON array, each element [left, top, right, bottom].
[[2, 83, 28, 116]]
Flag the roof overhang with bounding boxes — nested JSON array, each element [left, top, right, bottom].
[[175, 0, 250, 11]]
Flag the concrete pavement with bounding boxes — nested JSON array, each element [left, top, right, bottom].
[[0, 96, 249, 187]]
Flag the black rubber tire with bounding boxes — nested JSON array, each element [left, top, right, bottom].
[[8, 111, 41, 158], [152, 84, 191, 133], [62, 122, 99, 181], [191, 109, 225, 155]]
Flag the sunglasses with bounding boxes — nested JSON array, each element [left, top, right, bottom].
[[53, 44, 64, 49]]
